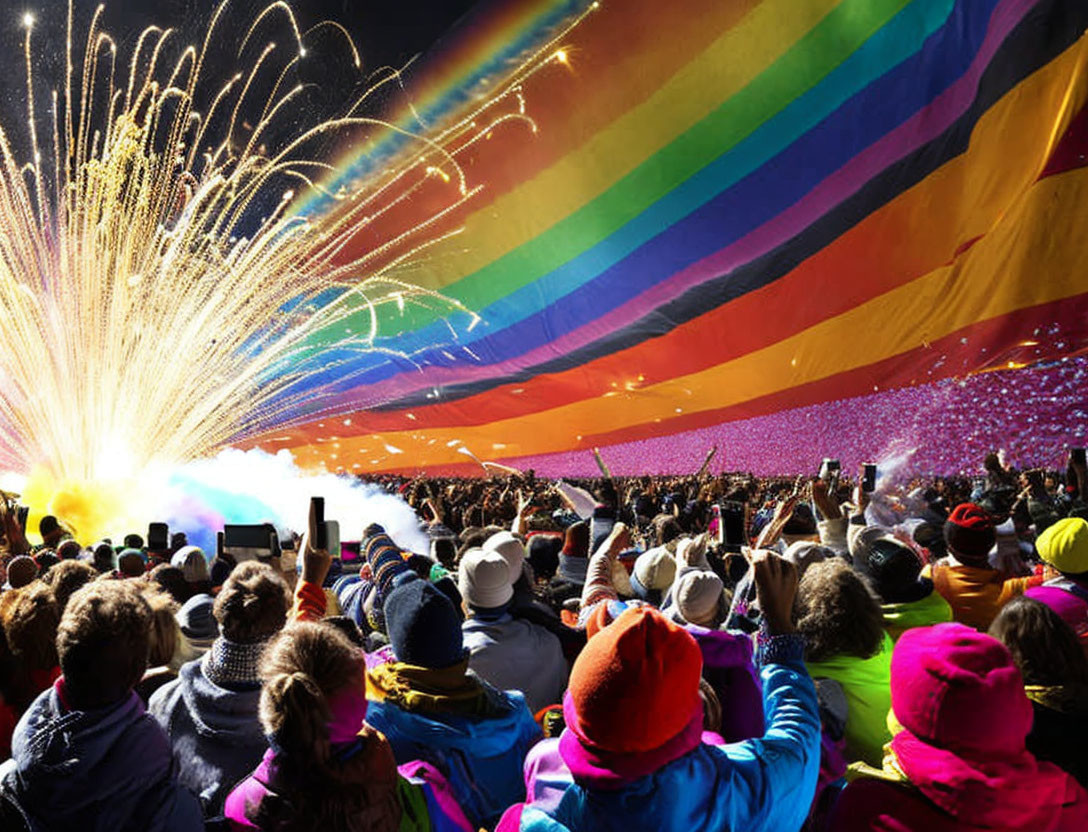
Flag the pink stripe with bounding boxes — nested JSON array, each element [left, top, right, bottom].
[[329, 0, 1033, 412]]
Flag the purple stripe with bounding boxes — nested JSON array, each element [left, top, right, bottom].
[[492, 358, 1088, 477]]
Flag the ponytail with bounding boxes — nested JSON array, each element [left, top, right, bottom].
[[262, 670, 331, 764], [249, 622, 401, 832]]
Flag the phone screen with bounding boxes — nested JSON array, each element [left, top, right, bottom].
[[310, 497, 327, 550], [720, 501, 746, 546], [862, 464, 878, 493]]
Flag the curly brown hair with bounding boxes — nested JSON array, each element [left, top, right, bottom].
[[989, 596, 1088, 687], [797, 559, 885, 662], [250, 621, 400, 831], [42, 559, 97, 614], [1, 582, 60, 670], [57, 580, 151, 709], [212, 561, 290, 644]]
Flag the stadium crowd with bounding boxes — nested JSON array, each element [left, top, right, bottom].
[[0, 449, 1086, 831]]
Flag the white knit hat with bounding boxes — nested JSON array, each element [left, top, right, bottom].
[[633, 546, 676, 591], [171, 545, 209, 584], [459, 548, 515, 609], [483, 531, 526, 583], [675, 569, 724, 626]]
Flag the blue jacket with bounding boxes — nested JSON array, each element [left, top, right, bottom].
[[366, 688, 540, 829], [0, 685, 202, 831], [506, 654, 821, 832], [148, 656, 266, 815]]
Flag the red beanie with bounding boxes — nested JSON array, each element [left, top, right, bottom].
[[567, 606, 701, 753], [891, 623, 1032, 756], [943, 503, 996, 565]]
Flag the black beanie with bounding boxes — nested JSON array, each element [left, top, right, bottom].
[[383, 574, 465, 669], [867, 539, 929, 604]]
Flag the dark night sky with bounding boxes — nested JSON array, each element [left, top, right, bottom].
[[53, 0, 482, 69], [0, 0, 488, 181], [0, 0, 484, 117]]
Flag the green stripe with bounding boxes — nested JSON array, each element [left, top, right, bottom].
[[306, 0, 912, 347]]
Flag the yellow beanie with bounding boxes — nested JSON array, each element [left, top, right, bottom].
[[1036, 517, 1088, 574]]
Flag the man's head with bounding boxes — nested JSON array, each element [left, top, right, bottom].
[[57, 581, 151, 709]]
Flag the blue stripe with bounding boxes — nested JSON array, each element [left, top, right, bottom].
[[287, 0, 1004, 400]]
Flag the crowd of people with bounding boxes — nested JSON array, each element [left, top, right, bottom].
[[0, 449, 1086, 831]]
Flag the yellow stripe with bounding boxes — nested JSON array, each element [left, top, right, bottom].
[[285, 33, 1088, 470], [405, 0, 844, 291]]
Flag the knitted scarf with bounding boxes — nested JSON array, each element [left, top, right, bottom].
[[366, 659, 505, 717], [203, 637, 267, 689]]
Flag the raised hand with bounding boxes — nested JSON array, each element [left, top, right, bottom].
[[750, 549, 799, 635]]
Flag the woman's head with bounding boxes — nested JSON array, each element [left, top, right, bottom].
[[249, 621, 400, 831], [797, 559, 885, 662], [259, 621, 366, 756], [988, 596, 1088, 688], [212, 561, 290, 644]]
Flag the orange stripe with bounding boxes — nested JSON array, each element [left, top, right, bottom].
[[307, 35, 1088, 436], [270, 161, 1088, 471]]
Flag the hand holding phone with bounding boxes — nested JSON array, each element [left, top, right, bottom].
[[309, 496, 327, 551], [302, 497, 332, 586]]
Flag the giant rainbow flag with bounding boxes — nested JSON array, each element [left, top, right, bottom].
[[247, 0, 1088, 476]]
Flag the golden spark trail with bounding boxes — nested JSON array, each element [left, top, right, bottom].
[[0, 0, 592, 489]]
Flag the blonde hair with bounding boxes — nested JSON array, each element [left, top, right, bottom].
[[142, 586, 180, 669]]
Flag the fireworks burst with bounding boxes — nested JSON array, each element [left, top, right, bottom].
[[0, 0, 588, 484]]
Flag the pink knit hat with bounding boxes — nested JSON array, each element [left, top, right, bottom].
[[891, 623, 1032, 756]]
